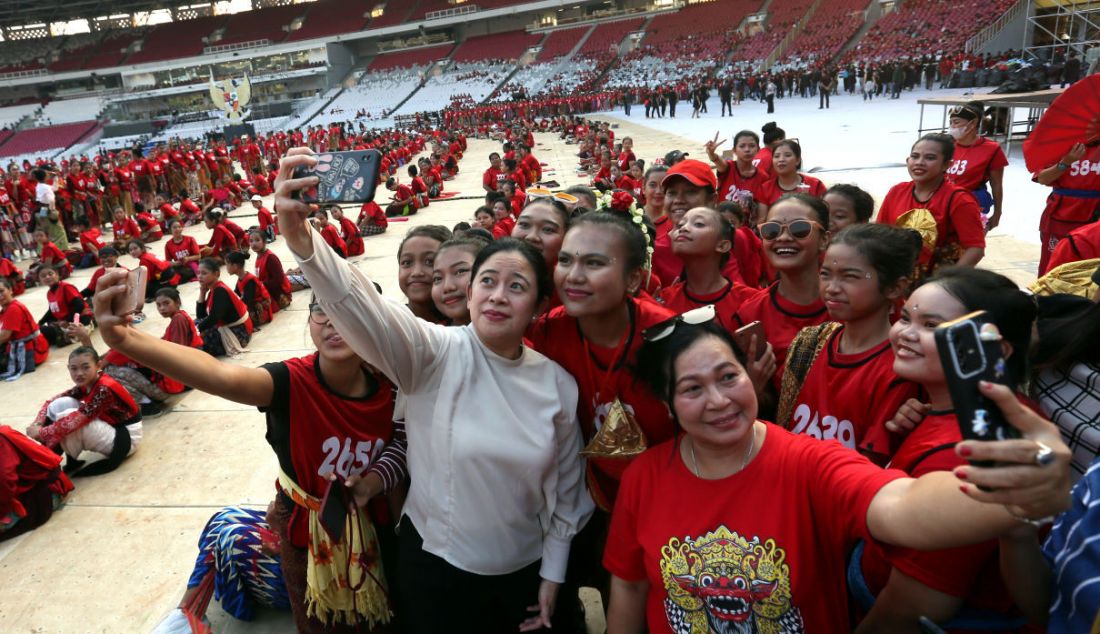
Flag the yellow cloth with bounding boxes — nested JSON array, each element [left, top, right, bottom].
[[277, 470, 391, 627], [1029, 259, 1100, 299]]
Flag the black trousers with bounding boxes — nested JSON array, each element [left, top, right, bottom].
[[398, 517, 547, 633]]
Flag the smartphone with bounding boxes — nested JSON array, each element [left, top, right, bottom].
[[111, 267, 147, 317], [319, 478, 349, 542], [734, 321, 767, 361], [292, 150, 381, 204], [934, 310, 1019, 447]]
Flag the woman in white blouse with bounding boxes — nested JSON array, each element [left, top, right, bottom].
[[273, 148, 594, 632]]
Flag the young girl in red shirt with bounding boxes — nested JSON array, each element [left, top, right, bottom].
[[195, 258, 252, 357], [756, 140, 827, 213], [823, 183, 875, 233], [357, 201, 388, 237], [430, 237, 487, 326], [226, 250, 273, 328], [0, 277, 47, 380], [659, 207, 758, 334], [398, 225, 451, 323], [36, 265, 92, 347], [877, 133, 986, 280], [735, 194, 830, 392], [249, 230, 291, 312], [133, 202, 163, 243], [857, 267, 1036, 630], [164, 220, 200, 278], [1033, 141, 1100, 274], [28, 229, 73, 285], [128, 239, 191, 301], [111, 207, 141, 251], [708, 130, 769, 215], [26, 346, 141, 477], [330, 206, 363, 257], [312, 208, 347, 259], [778, 224, 923, 461], [200, 210, 237, 262]]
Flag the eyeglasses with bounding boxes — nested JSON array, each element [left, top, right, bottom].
[[642, 305, 716, 342], [308, 304, 330, 326], [757, 219, 819, 241]]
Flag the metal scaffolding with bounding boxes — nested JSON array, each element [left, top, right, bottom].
[[1025, 0, 1100, 60]]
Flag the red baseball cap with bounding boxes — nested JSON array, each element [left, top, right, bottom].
[[660, 159, 717, 190]]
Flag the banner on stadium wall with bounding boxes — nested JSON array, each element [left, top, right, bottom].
[[208, 69, 252, 123]]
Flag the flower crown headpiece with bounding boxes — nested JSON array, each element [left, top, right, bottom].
[[597, 190, 653, 271]]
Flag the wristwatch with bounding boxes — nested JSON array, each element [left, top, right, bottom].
[[1057, 162, 1069, 171]]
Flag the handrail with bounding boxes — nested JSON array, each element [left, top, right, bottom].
[[965, 0, 1025, 54], [425, 5, 478, 21], [203, 39, 272, 55]]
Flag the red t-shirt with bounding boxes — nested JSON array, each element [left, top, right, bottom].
[[482, 167, 505, 191], [205, 225, 236, 257], [753, 147, 773, 175], [159, 203, 179, 225], [528, 298, 677, 509], [491, 216, 515, 240], [358, 202, 387, 229], [731, 226, 765, 289], [1, 300, 48, 364], [339, 216, 364, 257], [756, 174, 827, 206], [319, 224, 347, 257], [135, 212, 163, 240], [262, 354, 396, 547], [165, 236, 199, 264], [862, 413, 1008, 607], [717, 164, 768, 204], [1037, 144, 1100, 224], [876, 181, 985, 273], [651, 216, 681, 287], [113, 218, 141, 242], [46, 281, 84, 322], [659, 278, 756, 335], [604, 428, 906, 633], [256, 206, 276, 234], [79, 229, 106, 255], [788, 325, 920, 458], [946, 137, 1008, 191], [735, 283, 828, 384], [180, 198, 201, 218], [137, 251, 171, 281], [1048, 220, 1100, 270]]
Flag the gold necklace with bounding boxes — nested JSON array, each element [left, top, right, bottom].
[[689, 423, 757, 479]]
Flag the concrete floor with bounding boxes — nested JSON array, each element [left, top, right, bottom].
[[0, 88, 1041, 633]]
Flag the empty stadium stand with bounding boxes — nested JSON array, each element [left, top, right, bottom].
[[286, 0, 371, 42], [216, 4, 307, 46], [369, 44, 454, 71], [0, 120, 100, 158], [451, 30, 541, 63], [128, 15, 228, 64]]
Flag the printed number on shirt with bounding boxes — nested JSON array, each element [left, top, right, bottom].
[[947, 160, 968, 176], [319, 436, 383, 478], [1068, 160, 1100, 177], [791, 404, 856, 449]]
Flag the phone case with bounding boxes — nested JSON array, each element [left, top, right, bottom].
[[293, 150, 381, 204], [734, 321, 766, 361], [319, 478, 349, 542], [934, 310, 1019, 446], [111, 267, 147, 316]]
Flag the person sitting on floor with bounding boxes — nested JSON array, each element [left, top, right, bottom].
[[0, 425, 74, 542], [0, 277, 48, 381], [25, 346, 142, 477], [37, 265, 92, 347]]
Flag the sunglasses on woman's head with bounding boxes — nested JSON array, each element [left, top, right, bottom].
[[642, 305, 716, 342], [757, 219, 817, 241]]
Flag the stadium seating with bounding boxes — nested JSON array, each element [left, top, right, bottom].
[[217, 4, 308, 46], [369, 44, 454, 71], [128, 15, 228, 64], [49, 31, 142, 72], [451, 30, 541, 63], [0, 39, 53, 73], [729, 0, 815, 64], [0, 103, 41, 130], [0, 120, 100, 158], [392, 60, 514, 115], [537, 26, 591, 61], [286, 0, 371, 42], [34, 97, 105, 126], [843, 0, 1017, 63], [639, 0, 763, 61], [313, 67, 426, 126], [784, 0, 867, 65]]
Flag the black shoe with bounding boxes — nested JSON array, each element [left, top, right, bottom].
[[63, 456, 86, 474], [141, 402, 164, 418]]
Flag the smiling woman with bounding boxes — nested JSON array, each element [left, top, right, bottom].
[[273, 148, 594, 634]]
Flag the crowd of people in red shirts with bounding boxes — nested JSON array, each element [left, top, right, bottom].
[[1, 77, 1099, 634]]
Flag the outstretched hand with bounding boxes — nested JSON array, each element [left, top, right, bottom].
[[954, 381, 1072, 521], [92, 268, 138, 348], [273, 148, 320, 258]]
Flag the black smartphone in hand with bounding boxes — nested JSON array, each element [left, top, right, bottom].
[[934, 310, 1020, 449], [319, 477, 350, 541], [292, 150, 381, 204]]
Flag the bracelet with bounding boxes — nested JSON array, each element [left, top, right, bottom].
[[1005, 505, 1055, 528], [1057, 162, 1069, 171]]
